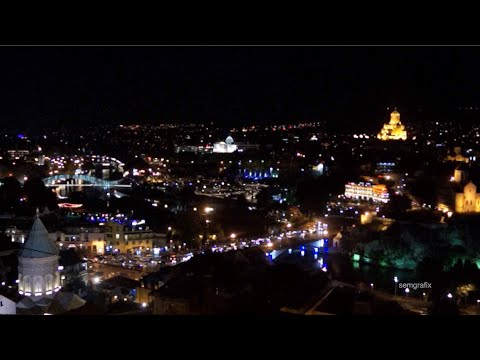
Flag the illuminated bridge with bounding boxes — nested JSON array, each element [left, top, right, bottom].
[[43, 174, 131, 188]]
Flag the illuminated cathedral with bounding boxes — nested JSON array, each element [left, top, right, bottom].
[[377, 109, 407, 141]]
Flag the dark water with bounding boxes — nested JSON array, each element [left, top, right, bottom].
[[272, 241, 419, 295]]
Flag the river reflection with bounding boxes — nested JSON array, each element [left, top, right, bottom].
[[273, 241, 418, 294]]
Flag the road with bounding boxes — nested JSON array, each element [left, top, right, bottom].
[[88, 261, 152, 282]]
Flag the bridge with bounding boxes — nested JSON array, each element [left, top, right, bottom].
[[43, 174, 131, 188]]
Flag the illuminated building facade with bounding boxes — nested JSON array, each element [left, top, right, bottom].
[[105, 221, 166, 254], [213, 136, 238, 153], [17, 212, 61, 298], [446, 147, 470, 163], [345, 182, 389, 203], [377, 110, 407, 141], [455, 181, 480, 213], [375, 162, 396, 174]]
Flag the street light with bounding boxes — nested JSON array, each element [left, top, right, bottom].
[[205, 207, 214, 214], [405, 288, 410, 296], [370, 283, 374, 293], [394, 276, 398, 297], [230, 233, 236, 240]]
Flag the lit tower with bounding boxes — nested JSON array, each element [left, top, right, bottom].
[[18, 209, 61, 299]]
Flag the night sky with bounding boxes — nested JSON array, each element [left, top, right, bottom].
[[1, 46, 480, 132]]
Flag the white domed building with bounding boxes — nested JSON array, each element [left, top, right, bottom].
[[213, 136, 238, 153], [18, 211, 61, 299]]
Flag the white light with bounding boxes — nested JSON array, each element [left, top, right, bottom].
[[35, 292, 42, 296], [205, 207, 214, 213], [142, 302, 147, 308], [46, 291, 52, 295], [288, 249, 292, 254], [168, 226, 172, 231], [405, 288, 410, 293], [394, 276, 398, 283], [301, 250, 305, 256], [18, 290, 24, 294], [15, 279, 19, 284], [322, 267, 327, 272], [25, 292, 32, 296], [447, 293, 453, 299], [58, 266, 64, 271], [93, 277, 100, 284], [230, 233, 236, 239]]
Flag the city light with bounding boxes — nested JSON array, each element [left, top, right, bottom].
[[93, 277, 100, 284], [230, 233, 236, 239], [205, 207, 214, 214]]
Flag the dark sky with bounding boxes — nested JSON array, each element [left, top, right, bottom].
[[1, 46, 479, 132]]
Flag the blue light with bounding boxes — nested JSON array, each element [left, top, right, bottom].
[[17, 134, 24, 139], [301, 246, 305, 250], [324, 247, 329, 253], [314, 247, 318, 253]]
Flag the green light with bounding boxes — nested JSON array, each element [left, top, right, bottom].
[[353, 254, 360, 261]]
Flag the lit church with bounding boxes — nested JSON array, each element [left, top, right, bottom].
[[455, 181, 480, 213], [377, 109, 407, 141], [17, 210, 61, 298]]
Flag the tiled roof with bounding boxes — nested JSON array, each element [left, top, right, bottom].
[[18, 216, 59, 258]]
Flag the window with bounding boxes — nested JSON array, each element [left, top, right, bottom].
[[23, 276, 32, 293], [33, 276, 43, 293], [45, 274, 54, 291], [116, 234, 120, 240]]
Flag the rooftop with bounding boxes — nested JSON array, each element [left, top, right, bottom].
[[18, 214, 59, 259]]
